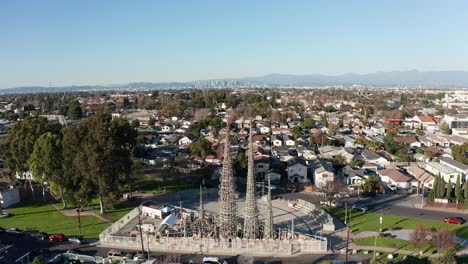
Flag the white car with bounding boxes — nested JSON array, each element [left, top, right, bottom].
[[334, 192, 350, 199], [388, 184, 398, 191]]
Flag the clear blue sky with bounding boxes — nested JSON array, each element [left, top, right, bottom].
[[2, 0, 468, 87]]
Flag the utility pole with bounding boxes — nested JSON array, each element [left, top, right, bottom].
[[137, 207, 145, 255], [345, 205, 352, 263]]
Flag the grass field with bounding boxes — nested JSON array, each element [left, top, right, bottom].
[[131, 174, 192, 194], [353, 236, 434, 253], [328, 207, 462, 235], [1, 200, 110, 239]]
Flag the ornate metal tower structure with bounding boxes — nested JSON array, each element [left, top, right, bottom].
[[243, 121, 259, 239], [217, 121, 238, 238], [263, 173, 274, 239], [198, 184, 204, 217]]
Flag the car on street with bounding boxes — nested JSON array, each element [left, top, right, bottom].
[[48, 233, 67, 242], [352, 204, 369, 212], [388, 184, 398, 192], [30, 232, 49, 240], [334, 192, 350, 199], [6, 227, 23, 236], [68, 236, 84, 244], [443, 217, 465, 225]]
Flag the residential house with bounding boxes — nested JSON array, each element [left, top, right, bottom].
[[343, 165, 366, 186], [424, 162, 461, 183], [284, 135, 295, 147], [439, 157, 468, 180], [361, 150, 390, 168], [160, 123, 175, 132], [254, 156, 270, 178], [378, 169, 415, 189], [272, 136, 283, 147], [265, 169, 282, 184], [413, 115, 438, 131], [178, 136, 196, 146], [413, 153, 431, 163], [286, 157, 309, 184], [297, 146, 317, 160], [259, 126, 270, 134], [394, 136, 421, 148], [405, 165, 435, 189], [314, 159, 335, 188]]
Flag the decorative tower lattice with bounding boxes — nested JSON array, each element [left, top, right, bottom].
[[217, 120, 238, 238], [243, 121, 259, 239], [198, 184, 204, 218], [263, 173, 274, 239]]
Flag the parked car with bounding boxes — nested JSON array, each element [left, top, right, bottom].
[[49, 233, 67, 242], [388, 184, 398, 192], [30, 232, 49, 240], [6, 228, 23, 236], [68, 236, 84, 244], [107, 250, 133, 260], [334, 192, 350, 199], [203, 257, 228, 264], [443, 217, 465, 225], [352, 204, 369, 212]]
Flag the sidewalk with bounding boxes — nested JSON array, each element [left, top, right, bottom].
[[422, 205, 468, 214], [347, 243, 440, 257]]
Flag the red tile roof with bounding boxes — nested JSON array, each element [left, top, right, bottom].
[[417, 116, 435, 123]]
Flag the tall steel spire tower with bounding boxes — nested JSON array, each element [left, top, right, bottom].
[[198, 184, 204, 217], [217, 119, 238, 238], [243, 121, 259, 239], [263, 173, 274, 239]]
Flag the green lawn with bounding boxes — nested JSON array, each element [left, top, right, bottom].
[[1, 200, 110, 239], [132, 174, 192, 194], [353, 236, 434, 253], [328, 207, 462, 235]]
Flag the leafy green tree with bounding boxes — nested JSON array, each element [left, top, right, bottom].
[[360, 176, 380, 192], [302, 118, 315, 129], [446, 179, 453, 202], [451, 143, 468, 164], [189, 137, 213, 158], [437, 174, 446, 199], [464, 181, 468, 207], [67, 100, 83, 120], [233, 152, 248, 177], [0, 116, 55, 199], [73, 113, 137, 214], [432, 175, 439, 199], [31, 257, 44, 264], [131, 119, 140, 128], [28, 133, 63, 201], [332, 154, 346, 168], [292, 126, 302, 139], [440, 122, 451, 135], [351, 157, 364, 168], [148, 118, 156, 127], [455, 175, 463, 204]]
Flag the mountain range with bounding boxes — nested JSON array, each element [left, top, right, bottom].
[[2, 70, 468, 94]]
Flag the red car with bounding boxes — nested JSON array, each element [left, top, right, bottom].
[[48, 233, 67, 242], [443, 217, 465, 225]]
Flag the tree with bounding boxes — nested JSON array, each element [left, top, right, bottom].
[[432, 227, 455, 253], [351, 157, 364, 168], [464, 181, 468, 207], [360, 176, 380, 192], [67, 100, 83, 120], [131, 119, 140, 128], [446, 179, 453, 202], [0, 116, 55, 200], [431, 175, 439, 199], [302, 118, 316, 129], [332, 154, 346, 168], [292, 126, 302, 139], [232, 152, 248, 177], [437, 174, 446, 199], [148, 118, 156, 127], [123, 97, 130, 108], [409, 224, 429, 251], [451, 143, 468, 164], [455, 175, 462, 204], [28, 133, 63, 201], [440, 122, 451, 135], [74, 113, 137, 214], [31, 257, 44, 264], [189, 137, 213, 158], [429, 252, 456, 264]]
